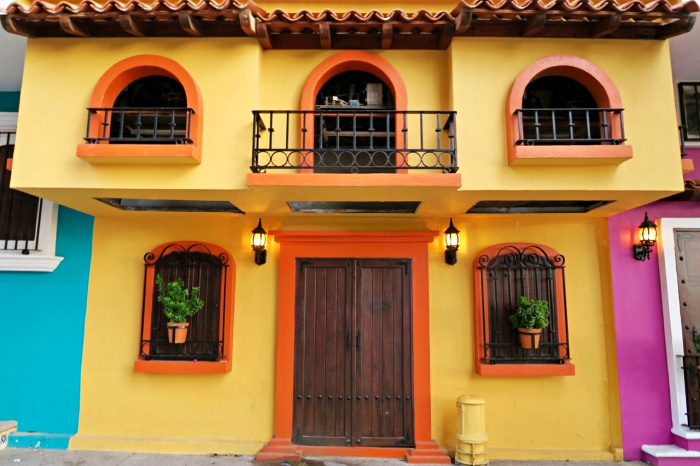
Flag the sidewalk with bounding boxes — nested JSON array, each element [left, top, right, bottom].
[[0, 449, 648, 466]]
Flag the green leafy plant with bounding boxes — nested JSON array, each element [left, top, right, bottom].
[[155, 274, 205, 323], [508, 296, 550, 329], [695, 331, 700, 354]]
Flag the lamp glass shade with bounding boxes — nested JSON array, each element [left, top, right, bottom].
[[250, 219, 267, 249], [637, 213, 657, 244], [444, 218, 460, 249]]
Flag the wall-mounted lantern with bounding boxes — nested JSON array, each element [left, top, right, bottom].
[[633, 212, 657, 262], [444, 218, 460, 266], [251, 218, 268, 266]]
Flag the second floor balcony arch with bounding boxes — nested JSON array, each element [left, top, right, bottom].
[[505, 55, 632, 166]]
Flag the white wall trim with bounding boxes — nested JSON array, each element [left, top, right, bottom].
[[0, 112, 17, 131], [658, 217, 700, 438]]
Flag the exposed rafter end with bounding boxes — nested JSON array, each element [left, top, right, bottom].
[[59, 16, 91, 37], [0, 15, 33, 37], [521, 11, 546, 37], [319, 22, 331, 49], [381, 23, 393, 49], [240, 9, 256, 36], [454, 9, 472, 35], [439, 22, 456, 50], [119, 15, 147, 37], [179, 13, 204, 36], [656, 15, 696, 39], [257, 22, 272, 49], [591, 13, 621, 38]]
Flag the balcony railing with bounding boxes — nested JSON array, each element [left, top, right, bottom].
[[515, 108, 626, 145], [1, 131, 43, 254], [85, 107, 194, 144], [682, 355, 700, 430], [251, 110, 458, 173]]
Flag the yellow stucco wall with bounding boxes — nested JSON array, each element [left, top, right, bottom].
[[72, 215, 619, 460]]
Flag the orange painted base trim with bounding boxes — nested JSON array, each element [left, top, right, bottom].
[[247, 173, 461, 187], [682, 158, 695, 174], [133, 358, 231, 374], [256, 440, 450, 463], [476, 362, 575, 376], [509, 145, 633, 166], [76, 143, 201, 164]]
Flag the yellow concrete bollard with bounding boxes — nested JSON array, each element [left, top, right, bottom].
[[456, 395, 488, 465]]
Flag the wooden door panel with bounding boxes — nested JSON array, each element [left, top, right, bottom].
[[676, 232, 700, 354], [293, 258, 413, 448]]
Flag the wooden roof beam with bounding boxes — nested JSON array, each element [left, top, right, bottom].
[[439, 22, 455, 49], [381, 23, 393, 49], [656, 15, 695, 39], [319, 22, 331, 49], [591, 13, 621, 38], [119, 15, 147, 37], [58, 16, 91, 37], [240, 9, 256, 36], [454, 9, 472, 35], [521, 11, 546, 37], [0, 15, 34, 37], [257, 22, 272, 49], [179, 13, 204, 36]]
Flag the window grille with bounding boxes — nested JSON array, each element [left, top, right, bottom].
[[139, 243, 229, 361], [476, 244, 571, 365]]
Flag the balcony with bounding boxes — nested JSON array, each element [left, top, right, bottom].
[[515, 107, 626, 146], [251, 110, 458, 174]]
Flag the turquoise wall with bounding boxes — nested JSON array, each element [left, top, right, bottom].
[[0, 206, 93, 449], [0, 92, 20, 112]]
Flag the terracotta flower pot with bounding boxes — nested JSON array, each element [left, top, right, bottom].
[[167, 322, 189, 344], [517, 328, 542, 349]]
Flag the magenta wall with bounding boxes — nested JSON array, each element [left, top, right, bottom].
[[609, 189, 700, 460]]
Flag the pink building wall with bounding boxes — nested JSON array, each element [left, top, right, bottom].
[[610, 149, 700, 460]]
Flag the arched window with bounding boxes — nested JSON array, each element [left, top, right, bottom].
[[77, 55, 203, 164], [473, 243, 574, 376], [134, 241, 235, 374], [506, 55, 632, 165]]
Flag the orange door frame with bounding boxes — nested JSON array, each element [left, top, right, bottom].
[[256, 230, 450, 464]]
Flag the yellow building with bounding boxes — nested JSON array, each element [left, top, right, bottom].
[[2, 0, 697, 461]]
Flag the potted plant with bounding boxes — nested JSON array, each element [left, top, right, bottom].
[[508, 296, 550, 349], [155, 274, 205, 344]]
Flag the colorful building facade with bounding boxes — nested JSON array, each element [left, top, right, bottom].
[[1, 0, 697, 461], [0, 14, 94, 449]]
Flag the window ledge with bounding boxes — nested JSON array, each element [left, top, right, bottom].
[[247, 173, 462, 188], [77, 143, 201, 164], [0, 254, 63, 272], [509, 145, 633, 166], [476, 362, 575, 376], [133, 358, 231, 374]]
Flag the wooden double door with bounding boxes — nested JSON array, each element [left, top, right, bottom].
[[292, 258, 414, 447]]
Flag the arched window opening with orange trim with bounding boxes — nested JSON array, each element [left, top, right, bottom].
[[473, 243, 574, 376], [134, 241, 235, 374]]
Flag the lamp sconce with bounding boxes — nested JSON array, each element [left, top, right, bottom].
[[633, 212, 657, 262], [251, 218, 268, 266], [444, 218, 460, 266]]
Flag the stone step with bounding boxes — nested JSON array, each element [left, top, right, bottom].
[[642, 444, 700, 466]]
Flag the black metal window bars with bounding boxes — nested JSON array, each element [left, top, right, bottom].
[[0, 131, 43, 254], [515, 108, 625, 145], [476, 244, 571, 365], [251, 110, 458, 173], [85, 107, 194, 144], [139, 243, 229, 362]]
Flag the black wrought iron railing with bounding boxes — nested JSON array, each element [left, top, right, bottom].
[[251, 110, 458, 173], [476, 245, 570, 365], [680, 125, 688, 158], [0, 131, 43, 254], [682, 355, 700, 430], [85, 107, 194, 144], [139, 243, 229, 362], [515, 108, 625, 145]]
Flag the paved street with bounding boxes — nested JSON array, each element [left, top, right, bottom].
[[0, 449, 648, 466]]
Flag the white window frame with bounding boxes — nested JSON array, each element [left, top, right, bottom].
[[0, 112, 62, 272], [658, 217, 700, 441]]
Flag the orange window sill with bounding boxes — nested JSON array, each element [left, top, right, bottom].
[[133, 358, 231, 374], [508, 144, 633, 166], [476, 362, 575, 376], [76, 143, 201, 165]]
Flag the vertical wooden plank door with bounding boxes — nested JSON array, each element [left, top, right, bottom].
[[292, 258, 414, 448]]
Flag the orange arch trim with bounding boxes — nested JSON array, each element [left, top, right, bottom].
[[505, 55, 631, 166], [81, 55, 203, 163]]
